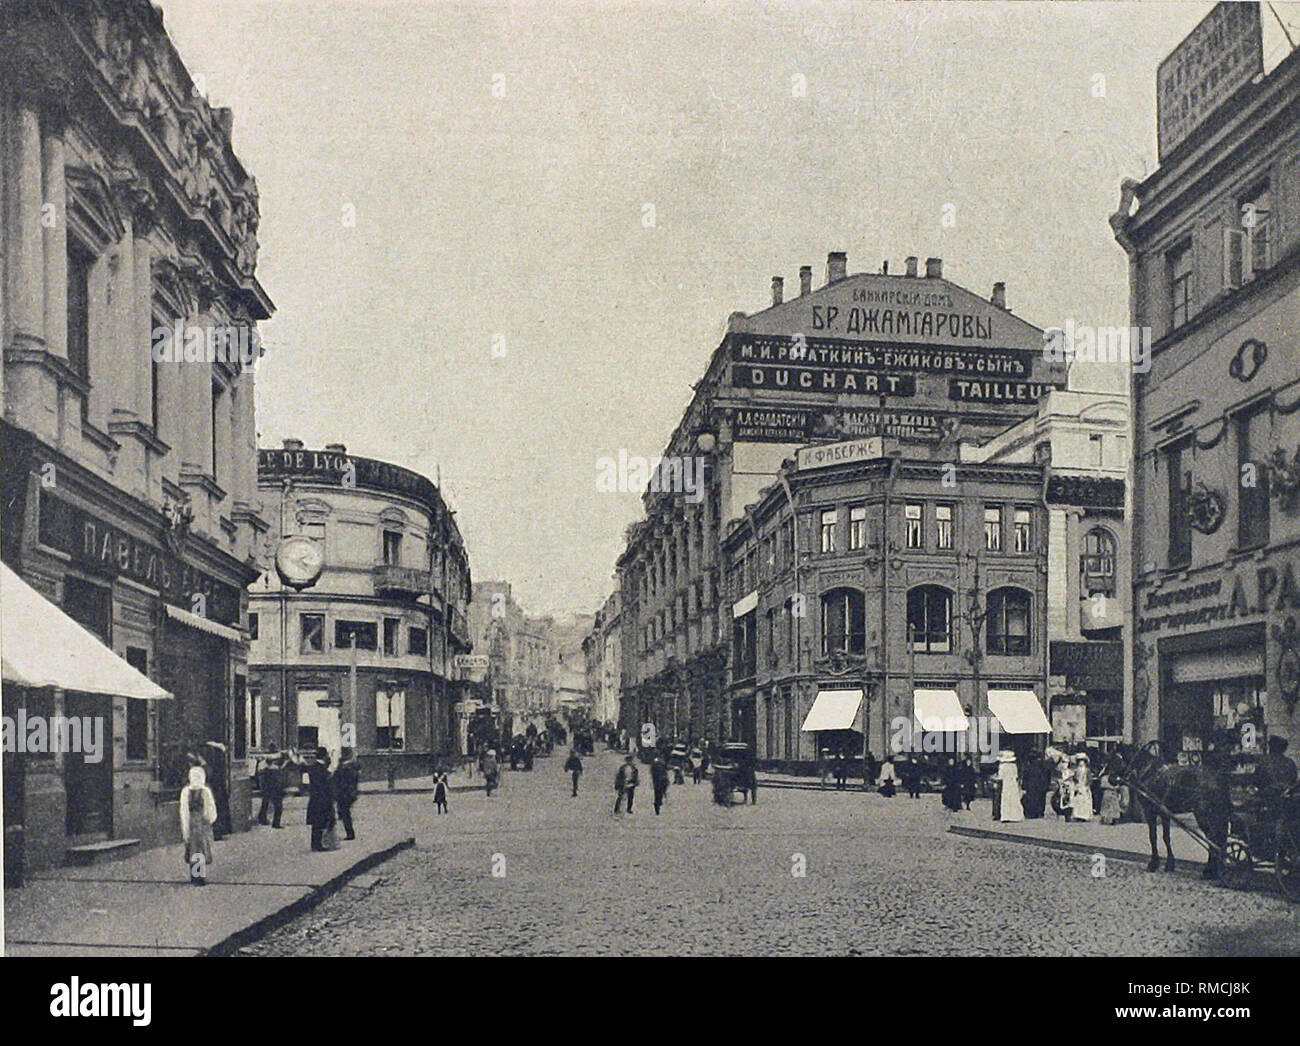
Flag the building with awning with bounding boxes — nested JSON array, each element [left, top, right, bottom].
[[912, 688, 969, 733], [801, 689, 863, 732], [987, 688, 1051, 734]]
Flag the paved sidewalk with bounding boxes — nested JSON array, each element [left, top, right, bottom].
[[3, 793, 422, 956]]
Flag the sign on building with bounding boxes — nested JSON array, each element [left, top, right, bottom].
[[796, 437, 886, 472]]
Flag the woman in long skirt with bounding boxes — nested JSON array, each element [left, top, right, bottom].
[[179, 766, 217, 885], [995, 750, 1024, 822]]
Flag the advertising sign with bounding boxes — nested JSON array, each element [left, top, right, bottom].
[[724, 405, 952, 443], [795, 437, 886, 472], [731, 366, 916, 396]]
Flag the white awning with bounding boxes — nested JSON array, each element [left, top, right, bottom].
[[987, 689, 1051, 734], [1, 562, 171, 700], [732, 591, 758, 618], [164, 603, 244, 644], [913, 688, 968, 732], [801, 689, 863, 732]]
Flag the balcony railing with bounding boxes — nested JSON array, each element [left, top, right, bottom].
[[372, 564, 433, 598]]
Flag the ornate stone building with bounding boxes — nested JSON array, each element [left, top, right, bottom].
[[1, 0, 273, 872]]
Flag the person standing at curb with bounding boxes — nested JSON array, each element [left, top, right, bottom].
[[564, 749, 583, 796], [650, 754, 669, 815], [433, 766, 450, 813], [614, 753, 638, 814], [179, 765, 217, 886], [334, 747, 360, 840], [256, 750, 287, 829], [306, 747, 336, 851]]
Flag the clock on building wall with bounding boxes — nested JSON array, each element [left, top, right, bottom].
[[274, 535, 324, 590]]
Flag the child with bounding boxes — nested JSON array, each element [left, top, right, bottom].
[[179, 766, 217, 886], [433, 767, 449, 814]]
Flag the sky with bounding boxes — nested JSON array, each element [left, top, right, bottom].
[[156, 0, 1300, 617]]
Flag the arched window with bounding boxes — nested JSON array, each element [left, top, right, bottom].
[[821, 588, 866, 656], [987, 587, 1032, 655], [907, 586, 952, 652], [1080, 528, 1116, 596]]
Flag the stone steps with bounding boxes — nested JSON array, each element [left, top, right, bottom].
[[64, 838, 142, 867]]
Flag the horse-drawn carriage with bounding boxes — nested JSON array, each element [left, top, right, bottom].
[[1102, 741, 1300, 900], [711, 742, 757, 806]]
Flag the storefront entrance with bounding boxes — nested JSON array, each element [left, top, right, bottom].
[[1161, 636, 1266, 759], [63, 691, 113, 835]]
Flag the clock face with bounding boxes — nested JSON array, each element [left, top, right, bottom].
[[275, 536, 324, 588]]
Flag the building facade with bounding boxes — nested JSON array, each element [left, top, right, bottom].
[[248, 441, 472, 780], [468, 580, 557, 734], [1, 0, 272, 871], [1115, 33, 1300, 759], [582, 589, 622, 728], [616, 252, 1067, 749], [721, 449, 1049, 765]]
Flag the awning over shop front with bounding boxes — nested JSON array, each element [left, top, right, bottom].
[[987, 689, 1051, 734], [913, 688, 968, 732], [163, 603, 244, 643], [801, 689, 863, 732], [1, 562, 171, 700]]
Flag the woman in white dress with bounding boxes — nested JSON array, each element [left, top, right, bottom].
[[1069, 753, 1094, 821], [996, 749, 1024, 822]]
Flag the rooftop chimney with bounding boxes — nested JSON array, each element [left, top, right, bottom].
[[991, 282, 1007, 309], [282, 438, 304, 451], [826, 251, 847, 285], [905, 256, 918, 278], [324, 442, 347, 454], [925, 257, 943, 279], [771, 276, 784, 306], [799, 265, 813, 296]]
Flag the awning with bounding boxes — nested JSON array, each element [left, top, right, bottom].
[[164, 603, 244, 643], [1, 562, 171, 700], [801, 689, 863, 732], [987, 689, 1051, 734], [913, 688, 968, 732], [1169, 648, 1264, 685]]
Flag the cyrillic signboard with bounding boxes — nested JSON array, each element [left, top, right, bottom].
[[795, 437, 885, 472]]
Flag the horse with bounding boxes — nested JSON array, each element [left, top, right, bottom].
[[1099, 742, 1232, 880]]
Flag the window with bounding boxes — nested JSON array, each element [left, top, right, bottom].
[[248, 612, 259, 640], [1237, 401, 1270, 550], [984, 506, 1002, 551], [766, 608, 777, 666], [935, 504, 953, 550], [1166, 438, 1193, 568], [732, 612, 757, 678], [1081, 528, 1116, 596], [1013, 508, 1032, 553], [335, 619, 377, 651], [905, 503, 923, 549], [383, 617, 401, 656], [821, 588, 866, 656], [408, 626, 428, 656], [848, 505, 868, 551], [987, 587, 1031, 655], [245, 687, 262, 752], [211, 381, 223, 480], [820, 509, 838, 553], [296, 689, 326, 749], [375, 689, 406, 749], [1227, 183, 1272, 286], [300, 613, 325, 653], [908, 586, 952, 653], [1089, 434, 1104, 468], [1168, 240, 1192, 329], [124, 647, 149, 761], [67, 241, 93, 385], [383, 529, 403, 566]]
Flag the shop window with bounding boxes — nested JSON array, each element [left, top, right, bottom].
[[383, 617, 401, 656], [1165, 438, 1193, 568], [1013, 507, 1032, 553], [820, 509, 838, 553], [1081, 528, 1116, 596], [408, 626, 428, 656], [1236, 401, 1270, 550], [908, 586, 952, 653], [335, 620, 377, 651], [124, 647, 149, 761], [986, 587, 1031, 655], [375, 689, 406, 749], [296, 689, 324, 749], [300, 613, 325, 653], [935, 504, 953, 550], [983, 506, 1002, 552], [821, 588, 866, 656], [905, 503, 923, 549]]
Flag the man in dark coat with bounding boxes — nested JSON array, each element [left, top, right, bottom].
[[334, 747, 360, 840], [614, 754, 638, 813], [564, 750, 583, 796], [650, 755, 670, 815], [257, 750, 287, 828], [305, 747, 336, 851], [1020, 752, 1052, 819]]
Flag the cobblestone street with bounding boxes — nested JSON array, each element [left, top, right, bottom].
[[246, 750, 1300, 957]]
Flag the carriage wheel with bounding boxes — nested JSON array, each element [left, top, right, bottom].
[[1221, 838, 1254, 891], [1275, 823, 1300, 903]]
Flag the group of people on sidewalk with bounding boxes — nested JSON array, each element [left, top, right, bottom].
[[177, 747, 362, 885]]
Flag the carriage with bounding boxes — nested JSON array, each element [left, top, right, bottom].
[[711, 742, 757, 806]]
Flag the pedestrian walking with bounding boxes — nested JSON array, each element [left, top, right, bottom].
[[433, 767, 450, 814], [650, 754, 669, 815], [306, 747, 337, 851], [941, 761, 963, 812], [877, 756, 898, 797], [334, 747, 360, 840], [256, 750, 287, 828], [179, 765, 217, 886], [480, 749, 500, 796], [957, 757, 977, 810], [995, 749, 1024, 823], [614, 753, 638, 814], [1068, 752, 1093, 822], [564, 749, 583, 796], [904, 757, 923, 799]]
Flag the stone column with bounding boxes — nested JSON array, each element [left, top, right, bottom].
[[8, 97, 45, 350], [40, 115, 66, 358]]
